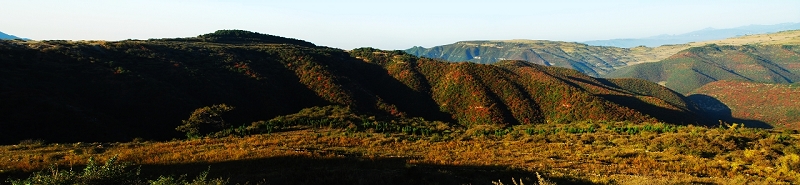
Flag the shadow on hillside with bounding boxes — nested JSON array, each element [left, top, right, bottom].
[[538, 75, 711, 125], [598, 95, 708, 125], [687, 94, 773, 129], [130, 156, 596, 185], [0, 45, 334, 144], [342, 56, 455, 123], [0, 155, 598, 184]]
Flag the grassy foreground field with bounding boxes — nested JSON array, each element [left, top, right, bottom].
[[1, 122, 799, 184]]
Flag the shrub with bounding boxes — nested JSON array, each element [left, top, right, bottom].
[[148, 168, 227, 185], [777, 153, 800, 173], [6, 156, 228, 185], [7, 155, 141, 185], [176, 104, 235, 139], [491, 173, 555, 185]]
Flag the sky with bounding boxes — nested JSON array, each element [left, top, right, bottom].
[[2, 0, 799, 50]]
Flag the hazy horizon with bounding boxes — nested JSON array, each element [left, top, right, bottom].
[[2, 0, 799, 50]]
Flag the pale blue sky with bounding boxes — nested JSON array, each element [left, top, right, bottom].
[[2, 0, 799, 49]]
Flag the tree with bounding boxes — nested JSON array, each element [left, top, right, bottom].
[[176, 104, 235, 138]]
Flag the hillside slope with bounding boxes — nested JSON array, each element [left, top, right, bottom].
[[357, 49, 704, 125], [605, 44, 800, 93], [407, 30, 800, 77], [405, 40, 637, 76], [689, 81, 800, 129], [0, 30, 706, 144]]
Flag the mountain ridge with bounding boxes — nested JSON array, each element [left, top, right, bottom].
[[405, 40, 636, 76], [0, 30, 707, 144]]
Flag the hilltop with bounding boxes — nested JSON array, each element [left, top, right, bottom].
[[584, 22, 800, 48], [164, 29, 316, 47], [687, 29, 800, 46], [0, 30, 705, 144], [689, 80, 800, 129], [605, 44, 800, 93]]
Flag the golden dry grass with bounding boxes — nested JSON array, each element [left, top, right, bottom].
[[692, 30, 800, 46], [1, 124, 798, 184], [627, 30, 800, 65]]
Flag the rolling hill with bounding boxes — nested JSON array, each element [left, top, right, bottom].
[[689, 80, 800, 129], [583, 22, 800, 48], [405, 30, 800, 77], [0, 30, 707, 144], [605, 44, 800, 93]]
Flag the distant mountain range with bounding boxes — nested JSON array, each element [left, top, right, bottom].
[[0, 31, 25, 40], [583, 22, 800, 48]]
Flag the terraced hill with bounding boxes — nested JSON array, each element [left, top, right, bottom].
[[0, 30, 707, 144]]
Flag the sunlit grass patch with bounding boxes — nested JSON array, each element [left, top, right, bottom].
[[1, 122, 799, 184]]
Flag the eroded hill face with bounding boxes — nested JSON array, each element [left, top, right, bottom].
[[606, 44, 800, 94], [405, 40, 635, 77], [403, 40, 727, 77], [0, 30, 706, 144], [689, 81, 800, 129]]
